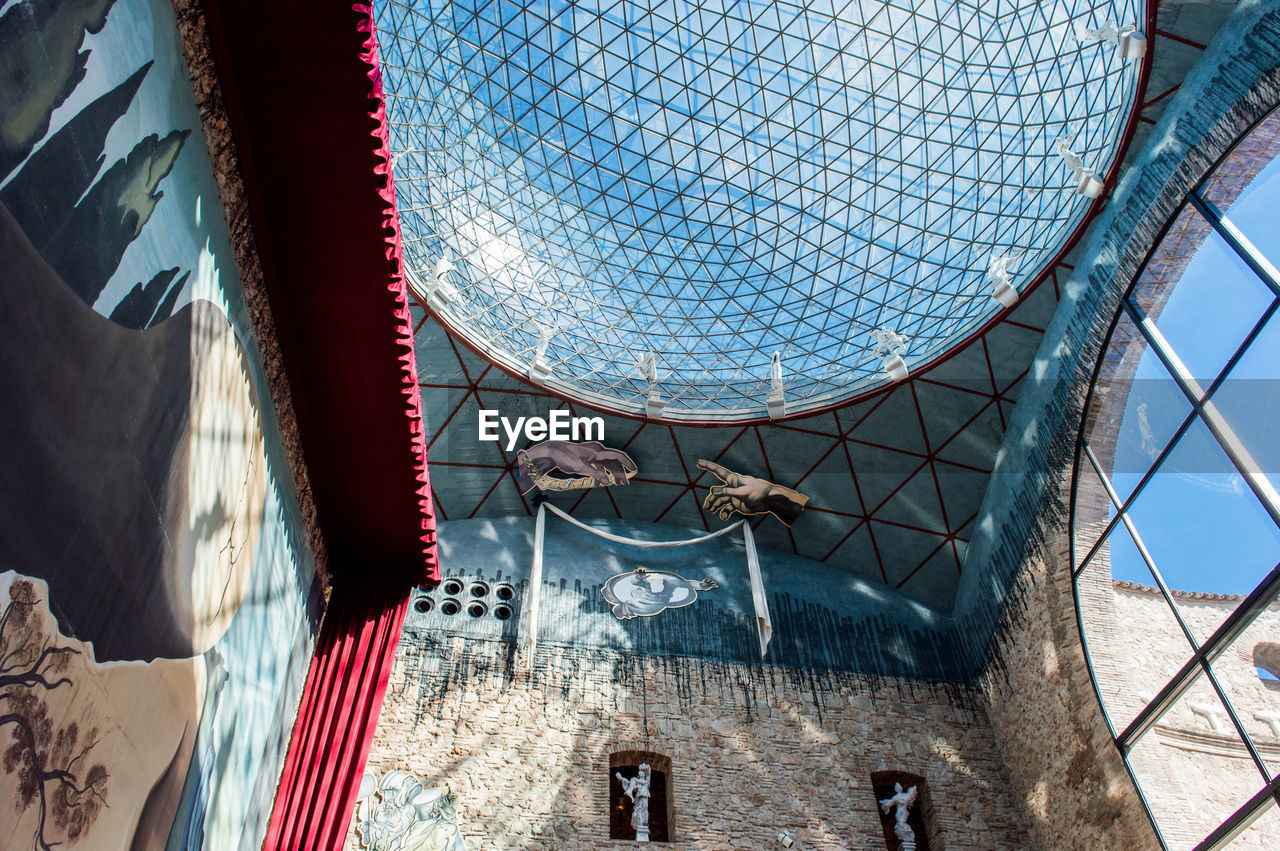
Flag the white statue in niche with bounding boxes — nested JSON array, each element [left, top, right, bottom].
[[353, 770, 468, 851], [616, 763, 653, 842], [878, 782, 919, 851]]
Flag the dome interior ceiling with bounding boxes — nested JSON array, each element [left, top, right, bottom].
[[376, 0, 1141, 419]]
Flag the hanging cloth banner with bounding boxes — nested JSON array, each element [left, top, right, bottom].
[[741, 521, 773, 657], [526, 503, 547, 667], [523, 504, 773, 665]]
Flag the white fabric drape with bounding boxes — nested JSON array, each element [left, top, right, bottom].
[[524, 503, 547, 666], [523, 504, 774, 665], [741, 521, 773, 657]]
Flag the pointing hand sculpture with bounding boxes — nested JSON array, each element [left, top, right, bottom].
[[697, 459, 809, 526]]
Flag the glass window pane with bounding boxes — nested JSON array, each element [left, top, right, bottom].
[[1083, 310, 1192, 507], [1200, 597, 1280, 779], [1130, 205, 1274, 386], [1125, 418, 1280, 643], [1078, 531, 1196, 731], [1226, 797, 1280, 849], [1127, 671, 1267, 851], [1200, 107, 1280, 265], [1209, 310, 1280, 485]]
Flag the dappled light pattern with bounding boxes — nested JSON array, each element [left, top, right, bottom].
[[376, 0, 1140, 418]]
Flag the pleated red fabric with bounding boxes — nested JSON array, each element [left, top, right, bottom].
[[263, 581, 411, 850], [259, 4, 439, 847]]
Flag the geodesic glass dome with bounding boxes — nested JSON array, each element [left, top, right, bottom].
[[375, 0, 1143, 420]]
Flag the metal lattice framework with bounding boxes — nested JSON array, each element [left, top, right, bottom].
[[376, 0, 1141, 419]]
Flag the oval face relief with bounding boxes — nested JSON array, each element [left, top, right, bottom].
[[376, 0, 1142, 419], [601, 567, 719, 619]]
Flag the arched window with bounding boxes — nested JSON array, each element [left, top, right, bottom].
[[1073, 103, 1280, 849], [1254, 643, 1280, 687], [609, 751, 672, 842], [870, 771, 937, 851]]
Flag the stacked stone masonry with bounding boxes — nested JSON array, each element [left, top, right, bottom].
[[348, 635, 1034, 849]]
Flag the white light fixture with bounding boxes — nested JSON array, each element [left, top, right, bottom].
[[638, 352, 666, 420], [777, 830, 795, 848], [988, 251, 1022, 308], [871, 327, 911, 382], [1120, 30, 1147, 60], [425, 254, 459, 312], [766, 351, 787, 420], [528, 328, 552, 384], [1055, 127, 1104, 198], [646, 389, 666, 420]]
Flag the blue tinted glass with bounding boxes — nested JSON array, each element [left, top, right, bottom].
[[376, 0, 1142, 417]]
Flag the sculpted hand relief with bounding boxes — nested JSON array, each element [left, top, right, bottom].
[[478, 409, 605, 450]]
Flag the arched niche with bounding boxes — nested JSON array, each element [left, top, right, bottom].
[[609, 750, 672, 842]]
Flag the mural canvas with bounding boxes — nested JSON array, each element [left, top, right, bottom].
[[0, 0, 320, 847]]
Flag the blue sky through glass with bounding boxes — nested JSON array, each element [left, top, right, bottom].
[[1108, 201, 1280, 598], [376, 0, 1142, 418]]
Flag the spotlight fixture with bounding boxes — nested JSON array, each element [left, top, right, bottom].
[[528, 328, 553, 385], [425, 255, 458, 312], [988, 252, 1022, 308], [871, 327, 911, 382], [766, 351, 787, 420], [777, 830, 795, 847]]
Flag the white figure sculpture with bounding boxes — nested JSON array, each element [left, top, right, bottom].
[[1055, 128, 1104, 198], [987, 252, 1022, 307], [425, 255, 459, 311], [987, 252, 1021, 288], [767, 351, 786, 419], [529, 327, 553, 384], [1075, 19, 1146, 58], [638, 353, 666, 419], [878, 782, 919, 851], [432, 255, 454, 284], [871, 327, 910, 359], [353, 770, 468, 851], [871, 327, 911, 381], [616, 763, 653, 842], [1055, 130, 1090, 178], [1075, 19, 1123, 47]]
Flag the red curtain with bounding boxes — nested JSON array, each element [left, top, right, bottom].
[[262, 580, 412, 850], [259, 5, 439, 847]]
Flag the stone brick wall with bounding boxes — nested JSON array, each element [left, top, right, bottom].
[[980, 486, 1158, 851], [1080, 562, 1280, 850], [347, 635, 1033, 849]]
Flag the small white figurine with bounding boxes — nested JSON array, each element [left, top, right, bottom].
[[1055, 128, 1104, 198], [878, 782, 919, 851], [871, 327, 910, 359], [616, 763, 653, 841]]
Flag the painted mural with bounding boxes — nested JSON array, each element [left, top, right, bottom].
[[0, 0, 320, 848]]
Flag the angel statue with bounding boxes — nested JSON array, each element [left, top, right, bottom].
[[878, 782, 919, 851], [616, 763, 653, 841]]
